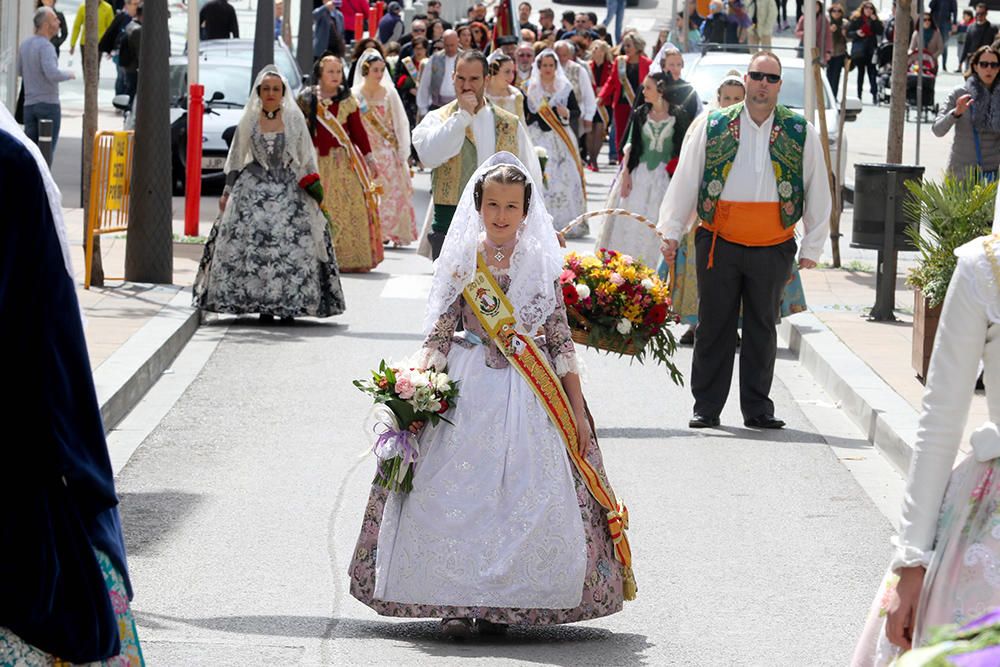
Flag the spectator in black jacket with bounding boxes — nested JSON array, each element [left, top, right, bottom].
[[200, 0, 239, 40], [847, 1, 884, 104], [97, 0, 136, 96], [962, 3, 997, 66]]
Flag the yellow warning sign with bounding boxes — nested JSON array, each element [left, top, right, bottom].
[[105, 131, 129, 211]]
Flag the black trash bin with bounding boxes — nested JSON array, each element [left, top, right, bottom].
[[851, 163, 924, 252]]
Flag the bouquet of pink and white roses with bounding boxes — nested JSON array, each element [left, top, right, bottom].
[[354, 360, 459, 493]]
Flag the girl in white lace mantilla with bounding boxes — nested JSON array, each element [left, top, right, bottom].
[[852, 205, 1000, 665], [347, 152, 627, 637]]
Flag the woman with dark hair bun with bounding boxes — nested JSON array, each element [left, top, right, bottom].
[[596, 72, 689, 268]]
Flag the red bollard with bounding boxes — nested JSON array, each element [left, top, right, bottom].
[[369, 6, 377, 39], [184, 83, 204, 237], [354, 12, 364, 42], [375, 1, 384, 28]]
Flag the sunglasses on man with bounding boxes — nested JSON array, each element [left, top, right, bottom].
[[748, 71, 781, 83]]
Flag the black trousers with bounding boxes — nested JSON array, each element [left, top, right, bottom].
[[428, 230, 446, 260], [691, 228, 796, 420]]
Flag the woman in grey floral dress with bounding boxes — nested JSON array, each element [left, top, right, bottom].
[[193, 66, 346, 322]]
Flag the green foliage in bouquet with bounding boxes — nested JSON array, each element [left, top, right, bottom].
[[353, 360, 459, 493], [893, 608, 1000, 666], [903, 170, 996, 309]]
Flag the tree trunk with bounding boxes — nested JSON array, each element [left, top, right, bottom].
[[83, 0, 104, 285], [125, 0, 174, 283], [296, 0, 312, 78], [251, 0, 275, 87], [886, 0, 912, 163], [282, 3, 292, 47]]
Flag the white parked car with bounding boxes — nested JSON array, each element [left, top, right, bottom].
[[683, 50, 862, 200]]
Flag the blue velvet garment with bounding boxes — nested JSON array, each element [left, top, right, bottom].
[[0, 129, 131, 662]]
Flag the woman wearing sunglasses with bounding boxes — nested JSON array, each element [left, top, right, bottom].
[[932, 44, 1000, 180]]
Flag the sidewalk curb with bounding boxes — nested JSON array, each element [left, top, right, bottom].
[[779, 313, 919, 474], [92, 288, 200, 433]]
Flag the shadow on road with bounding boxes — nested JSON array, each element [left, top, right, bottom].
[[132, 612, 655, 665], [119, 490, 204, 556]]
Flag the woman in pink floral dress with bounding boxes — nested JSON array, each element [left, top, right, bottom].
[[352, 49, 416, 247], [852, 224, 1000, 665]]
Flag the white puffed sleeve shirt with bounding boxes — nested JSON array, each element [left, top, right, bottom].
[[412, 103, 543, 187], [891, 237, 1000, 571], [656, 106, 832, 263]]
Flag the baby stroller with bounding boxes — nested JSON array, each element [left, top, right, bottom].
[[875, 41, 894, 106], [905, 49, 939, 122]]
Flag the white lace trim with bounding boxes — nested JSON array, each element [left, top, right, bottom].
[[553, 352, 579, 378], [417, 347, 448, 372], [956, 236, 1000, 324]]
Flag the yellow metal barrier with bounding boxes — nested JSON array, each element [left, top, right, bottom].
[[84, 130, 134, 289]]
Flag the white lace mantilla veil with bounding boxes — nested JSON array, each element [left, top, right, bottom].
[[350, 48, 412, 161], [525, 49, 574, 114], [223, 65, 330, 260], [0, 101, 73, 284], [422, 151, 564, 337], [224, 65, 316, 180], [649, 41, 675, 76]]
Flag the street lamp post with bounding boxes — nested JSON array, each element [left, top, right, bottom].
[[296, 0, 312, 78]]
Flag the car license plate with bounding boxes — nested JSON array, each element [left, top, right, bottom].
[[201, 156, 226, 170]]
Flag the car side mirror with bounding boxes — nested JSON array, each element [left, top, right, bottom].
[[111, 93, 131, 111], [210, 90, 225, 102], [844, 96, 862, 122]]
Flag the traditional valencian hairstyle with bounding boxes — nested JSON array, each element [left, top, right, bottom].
[[473, 163, 533, 214]]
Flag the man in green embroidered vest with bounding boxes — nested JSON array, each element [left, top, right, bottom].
[[658, 51, 831, 430], [413, 50, 542, 260]]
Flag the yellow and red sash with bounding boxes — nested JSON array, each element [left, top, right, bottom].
[[402, 55, 420, 83], [317, 100, 382, 237], [617, 56, 636, 106], [462, 255, 636, 601], [538, 101, 587, 199], [359, 97, 399, 151]]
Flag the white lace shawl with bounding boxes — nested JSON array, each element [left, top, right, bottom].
[[223, 65, 328, 260], [525, 49, 574, 114], [350, 48, 412, 162], [422, 152, 563, 338], [224, 66, 318, 182]]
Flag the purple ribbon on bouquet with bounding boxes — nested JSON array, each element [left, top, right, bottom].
[[373, 427, 419, 483]]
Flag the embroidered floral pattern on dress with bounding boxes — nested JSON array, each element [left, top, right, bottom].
[[419, 268, 578, 373], [193, 127, 346, 318]]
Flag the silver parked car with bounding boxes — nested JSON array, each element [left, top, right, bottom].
[[683, 50, 862, 195], [167, 39, 305, 194]]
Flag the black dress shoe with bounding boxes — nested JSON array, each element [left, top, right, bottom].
[[744, 415, 786, 429], [689, 414, 720, 428]]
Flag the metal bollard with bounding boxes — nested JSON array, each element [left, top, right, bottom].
[[38, 118, 54, 166]]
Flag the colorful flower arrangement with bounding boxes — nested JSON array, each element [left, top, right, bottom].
[[354, 360, 460, 493], [561, 249, 683, 384]]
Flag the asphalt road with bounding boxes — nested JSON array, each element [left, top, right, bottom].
[[112, 230, 895, 664]]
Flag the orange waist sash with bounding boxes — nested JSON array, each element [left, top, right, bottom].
[[699, 200, 794, 268]]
